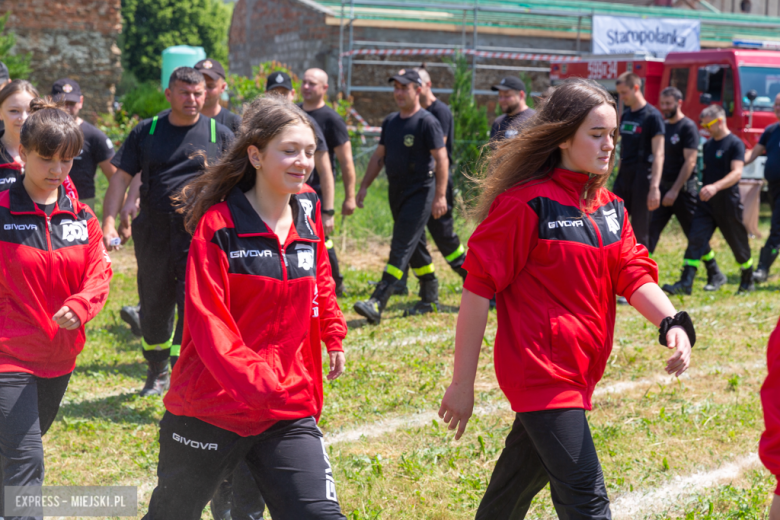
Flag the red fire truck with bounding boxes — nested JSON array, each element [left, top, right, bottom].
[[551, 46, 780, 182]]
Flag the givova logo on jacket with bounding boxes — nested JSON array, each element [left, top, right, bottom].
[[61, 220, 88, 242]]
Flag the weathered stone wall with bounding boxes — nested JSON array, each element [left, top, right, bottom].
[[2, 0, 122, 121]]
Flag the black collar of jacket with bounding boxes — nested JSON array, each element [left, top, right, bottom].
[[226, 187, 319, 241], [9, 179, 77, 216]]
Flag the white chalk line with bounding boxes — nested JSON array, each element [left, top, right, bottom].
[[610, 453, 761, 518]]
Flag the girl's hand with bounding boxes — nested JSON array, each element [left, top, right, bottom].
[[327, 351, 345, 380], [438, 381, 475, 440], [665, 325, 691, 377], [53, 306, 81, 330]]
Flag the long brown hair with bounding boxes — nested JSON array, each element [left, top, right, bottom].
[[176, 95, 316, 234], [21, 98, 83, 160], [0, 80, 39, 110], [473, 78, 617, 222]]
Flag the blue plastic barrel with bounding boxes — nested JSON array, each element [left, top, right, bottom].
[[161, 46, 207, 89]]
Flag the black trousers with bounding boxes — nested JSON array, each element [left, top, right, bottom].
[[613, 162, 652, 248], [0, 372, 72, 519], [145, 413, 345, 520], [426, 177, 465, 270], [476, 408, 611, 520], [326, 243, 342, 286], [648, 181, 711, 258], [684, 187, 751, 265], [763, 180, 780, 253], [383, 182, 436, 283], [132, 207, 191, 363]]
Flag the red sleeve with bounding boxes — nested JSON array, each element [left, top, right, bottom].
[[64, 210, 112, 325], [616, 206, 658, 301], [463, 193, 538, 299], [184, 231, 288, 410], [314, 199, 347, 352], [761, 319, 780, 494]]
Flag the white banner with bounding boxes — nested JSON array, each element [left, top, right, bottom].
[[592, 15, 700, 58]]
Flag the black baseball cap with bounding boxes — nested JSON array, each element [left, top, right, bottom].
[[266, 71, 293, 92], [51, 78, 82, 103], [388, 69, 423, 86], [491, 77, 527, 92], [0, 62, 8, 83], [194, 58, 226, 81]]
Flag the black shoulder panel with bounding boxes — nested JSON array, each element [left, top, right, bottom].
[[589, 198, 625, 247], [527, 196, 599, 247], [0, 207, 46, 250], [211, 227, 283, 280]]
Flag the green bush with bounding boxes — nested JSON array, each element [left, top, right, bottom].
[[225, 61, 302, 112], [0, 13, 30, 79], [121, 82, 169, 120]]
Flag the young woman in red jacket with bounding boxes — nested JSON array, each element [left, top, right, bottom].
[[438, 79, 695, 518], [0, 99, 111, 516], [142, 96, 347, 520], [761, 320, 780, 520]]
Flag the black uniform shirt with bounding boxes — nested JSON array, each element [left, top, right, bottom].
[[0, 131, 20, 192], [490, 108, 536, 141], [759, 122, 780, 184], [379, 108, 445, 186], [69, 121, 115, 200], [702, 132, 745, 188], [662, 117, 699, 184], [301, 103, 349, 175], [112, 114, 234, 213], [425, 99, 454, 167], [302, 115, 329, 200], [619, 104, 665, 165], [213, 107, 242, 134]]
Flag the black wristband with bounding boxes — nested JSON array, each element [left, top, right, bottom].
[[658, 311, 696, 348], [321, 209, 335, 216]]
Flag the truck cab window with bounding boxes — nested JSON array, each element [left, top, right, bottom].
[[723, 68, 735, 116], [670, 68, 689, 98], [703, 66, 724, 102], [739, 66, 780, 112]]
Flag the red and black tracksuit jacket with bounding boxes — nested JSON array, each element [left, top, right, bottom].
[[463, 168, 658, 413], [0, 149, 79, 199], [761, 319, 780, 493], [164, 184, 347, 437], [0, 181, 112, 378]]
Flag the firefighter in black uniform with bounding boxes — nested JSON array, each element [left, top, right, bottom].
[[614, 71, 666, 249], [102, 67, 234, 396], [353, 69, 448, 324], [745, 92, 780, 283], [652, 87, 727, 293], [663, 104, 754, 294]]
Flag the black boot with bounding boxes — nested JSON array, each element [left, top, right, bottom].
[[210, 478, 233, 520], [391, 279, 409, 296], [139, 359, 170, 397], [454, 265, 468, 282], [404, 278, 440, 317], [753, 246, 778, 283], [120, 304, 142, 337], [354, 280, 394, 325], [738, 266, 755, 294], [662, 265, 697, 296], [335, 280, 345, 298], [703, 258, 727, 291]]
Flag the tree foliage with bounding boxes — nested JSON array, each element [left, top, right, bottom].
[[0, 13, 31, 80], [447, 53, 490, 192], [121, 0, 231, 83]]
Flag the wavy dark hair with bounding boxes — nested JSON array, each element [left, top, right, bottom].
[[472, 78, 617, 221], [176, 95, 316, 234], [20, 98, 83, 160]]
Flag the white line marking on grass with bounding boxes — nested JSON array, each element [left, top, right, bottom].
[[610, 453, 760, 519]]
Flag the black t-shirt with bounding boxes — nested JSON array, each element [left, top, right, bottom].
[[490, 108, 536, 141], [36, 202, 56, 216], [619, 104, 665, 164], [302, 115, 330, 200], [702, 133, 745, 188], [213, 107, 242, 134], [379, 109, 445, 186], [301, 104, 349, 175], [112, 114, 234, 213], [69, 121, 115, 200], [425, 99, 454, 170], [662, 117, 699, 184], [759, 123, 780, 184], [0, 132, 20, 192]]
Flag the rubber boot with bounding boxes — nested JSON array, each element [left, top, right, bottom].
[[120, 304, 142, 337], [139, 359, 170, 397], [391, 270, 409, 296], [211, 478, 233, 520], [753, 246, 779, 283], [404, 278, 440, 317], [454, 265, 468, 282], [354, 280, 394, 325], [703, 258, 728, 291], [335, 280, 345, 298], [738, 266, 756, 294], [662, 265, 697, 296]]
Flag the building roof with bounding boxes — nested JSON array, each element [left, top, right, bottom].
[[316, 0, 780, 46]]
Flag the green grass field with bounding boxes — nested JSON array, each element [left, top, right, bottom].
[[42, 173, 780, 519]]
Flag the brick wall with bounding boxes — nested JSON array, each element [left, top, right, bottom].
[[2, 0, 122, 120]]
